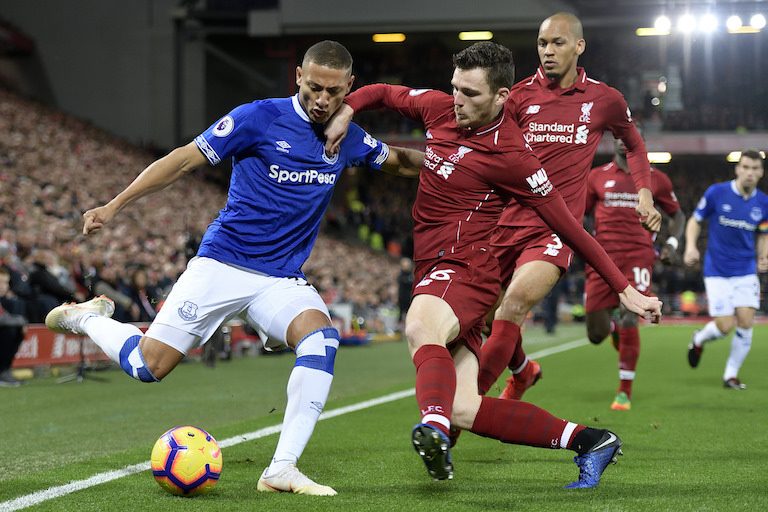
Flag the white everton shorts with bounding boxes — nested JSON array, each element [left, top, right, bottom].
[[145, 257, 330, 355], [703, 274, 760, 317]]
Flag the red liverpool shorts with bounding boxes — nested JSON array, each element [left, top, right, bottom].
[[413, 246, 502, 356], [584, 246, 656, 312], [490, 225, 574, 286]]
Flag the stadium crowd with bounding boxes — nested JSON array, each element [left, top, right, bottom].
[[0, 63, 762, 332], [0, 88, 404, 330]]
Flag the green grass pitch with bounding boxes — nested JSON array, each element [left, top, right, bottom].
[[2, 321, 767, 511]]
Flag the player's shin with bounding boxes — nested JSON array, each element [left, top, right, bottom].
[[269, 327, 339, 472], [80, 316, 160, 382]]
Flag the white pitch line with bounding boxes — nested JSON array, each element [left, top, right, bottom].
[[0, 389, 416, 512], [1, 339, 588, 511]]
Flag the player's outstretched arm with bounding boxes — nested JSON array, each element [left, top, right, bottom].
[[381, 147, 424, 178], [659, 208, 686, 264], [324, 103, 354, 156], [618, 285, 662, 323], [82, 142, 207, 236], [682, 216, 702, 267]]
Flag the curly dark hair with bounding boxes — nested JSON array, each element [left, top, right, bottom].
[[452, 41, 515, 92]]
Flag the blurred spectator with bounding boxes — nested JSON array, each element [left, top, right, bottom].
[[125, 266, 163, 322], [93, 264, 139, 322], [28, 249, 83, 320], [0, 266, 27, 387], [397, 257, 414, 325]]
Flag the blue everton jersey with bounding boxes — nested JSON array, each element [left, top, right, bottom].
[[193, 94, 390, 277], [692, 180, 768, 277]]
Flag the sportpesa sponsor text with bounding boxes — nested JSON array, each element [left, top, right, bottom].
[[268, 165, 338, 184]]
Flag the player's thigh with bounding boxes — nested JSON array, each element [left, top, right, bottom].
[[505, 260, 562, 310], [241, 276, 330, 351], [704, 277, 736, 317], [147, 257, 263, 355], [405, 294, 460, 354], [410, 250, 500, 348]]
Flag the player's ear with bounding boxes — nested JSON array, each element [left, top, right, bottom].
[[295, 66, 303, 87], [576, 38, 586, 56], [495, 87, 510, 106], [346, 74, 355, 94]]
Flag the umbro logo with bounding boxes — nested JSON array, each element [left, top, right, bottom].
[[276, 140, 291, 153], [526, 105, 541, 114]]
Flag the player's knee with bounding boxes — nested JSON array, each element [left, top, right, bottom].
[[587, 329, 605, 345], [295, 327, 339, 375], [119, 335, 161, 383], [496, 295, 531, 324]]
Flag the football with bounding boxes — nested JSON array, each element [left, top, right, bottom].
[[150, 425, 223, 496]]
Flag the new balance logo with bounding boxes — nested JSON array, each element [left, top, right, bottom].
[[526, 105, 541, 114], [276, 140, 291, 153]]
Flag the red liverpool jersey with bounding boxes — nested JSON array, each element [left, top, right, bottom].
[[585, 160, 679, 250], [499, 67, 651, 228], [345, 84, 556, 262], [344, 83, 629, 292]]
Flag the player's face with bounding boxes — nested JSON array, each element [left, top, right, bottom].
[[735, 156, 764, 192], [296, 62, 354, 124], [537, 17, 585, 83], [451, 67, 506, 129]]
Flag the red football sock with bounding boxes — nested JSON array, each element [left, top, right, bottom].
[[478, 320, 521, 395], [413, 344, 455, 436], [617, 326, 640, 397], [470, 396, 585, 449], [509, 340, 528, 373]]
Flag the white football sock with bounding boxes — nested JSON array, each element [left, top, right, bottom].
[[81, 315, 144, 362], [724, 327, 752, 381], [693, 320, 726, 347], [268, 328, 338, 475]]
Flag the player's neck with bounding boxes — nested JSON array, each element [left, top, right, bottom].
[[556, 67, 579, 89], [735, 181, 755, 199], [614, 156, 629, 172]]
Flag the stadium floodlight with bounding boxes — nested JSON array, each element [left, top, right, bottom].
[[648, 152, 671, 164], [372, 33, 406, 43], [459, 31, 494, 41], [726, 15, 743, 31], [699, 13, 718, 33], [654, 15, 672, 32], [750, 14, 767, 29], [677, 13, 697, 33]]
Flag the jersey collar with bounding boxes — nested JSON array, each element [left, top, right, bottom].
[[292, 94, 311, 123], [535, 66, 588, 93], [731, 179, 757, 199]]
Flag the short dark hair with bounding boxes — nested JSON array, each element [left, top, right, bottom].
[[452, 41, 515, 93], [740, 149, 764, 165], [302, 40, 353, 75]]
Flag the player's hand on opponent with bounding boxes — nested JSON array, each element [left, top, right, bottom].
[[82, 204, 117, 236], [636, 189, 662, 233], [619, 285, 662, 324], [324, 103, 354, 156]]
